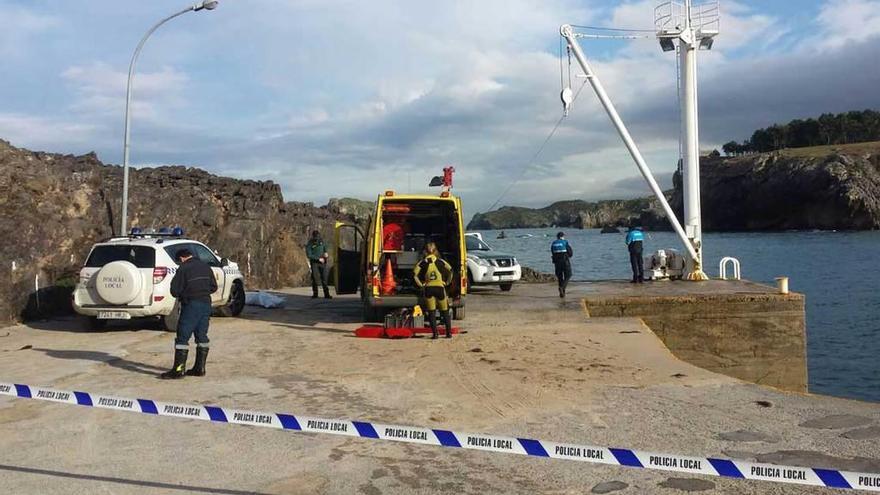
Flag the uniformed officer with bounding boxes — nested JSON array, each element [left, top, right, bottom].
[[413, 242, 454, 339], [625, 226, 645, 283], [550, 232, 573, 298], [161, 248, 218, 379], [305, 230, 332, 299]]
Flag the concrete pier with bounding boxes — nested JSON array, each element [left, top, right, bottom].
[[0, 284, 875, 494], [578, 280, 808, 392]]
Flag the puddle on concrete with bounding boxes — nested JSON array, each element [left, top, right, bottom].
[[841, 426, 880, 440], [716, 429, 778, 443], [799, 414, 873, 430], [591, 480, 629, 493], [658, 477, 716, 492]]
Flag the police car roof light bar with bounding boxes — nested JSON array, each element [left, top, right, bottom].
[[127, 227, 185, 238]]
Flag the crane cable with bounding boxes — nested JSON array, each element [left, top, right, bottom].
[[570, 24, 656, 33], [484, 78, 588, 214], [484, 25, 651, 214]]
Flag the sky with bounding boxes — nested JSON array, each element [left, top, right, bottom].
[[2, 0, 879, 220]]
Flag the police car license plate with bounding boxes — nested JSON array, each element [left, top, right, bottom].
[[97, 311, 131, 320]]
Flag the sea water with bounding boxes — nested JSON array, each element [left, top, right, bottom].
[[474, 228, 880, 403]]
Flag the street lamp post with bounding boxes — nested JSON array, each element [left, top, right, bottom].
[[120, 0, 219, 235]]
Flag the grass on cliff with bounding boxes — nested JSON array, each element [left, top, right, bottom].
[[777, 141, 880, 158]]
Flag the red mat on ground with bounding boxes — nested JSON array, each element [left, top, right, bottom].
[[354, 326, 384, 338], [354, 325, 460, 339]]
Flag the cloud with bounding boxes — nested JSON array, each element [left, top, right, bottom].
[[815, 0, 880, 49], [62, 62, 189, 119], [0, 4, 60, 58], [0, 113, 97, 150], [1, 0, 878, 221]]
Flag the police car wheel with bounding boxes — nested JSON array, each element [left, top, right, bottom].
[[218, 281, 245, 317]]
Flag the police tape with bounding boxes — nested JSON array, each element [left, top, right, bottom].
[[1, 381, 878, 492]]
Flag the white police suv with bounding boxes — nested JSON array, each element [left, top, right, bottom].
[[72, 227, 245, 330], [465, 233, 521, 292]]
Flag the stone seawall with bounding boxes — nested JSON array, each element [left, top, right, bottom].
[[0, 139, 350, 322], [581, 281, 808, 392]]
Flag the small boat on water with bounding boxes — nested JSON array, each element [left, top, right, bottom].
[[497, 231, 507, 239], [516, 234, 534, 238]]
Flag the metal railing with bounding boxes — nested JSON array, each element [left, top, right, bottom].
[[719, 256, 741, 280], [655, 1, 720, 35]]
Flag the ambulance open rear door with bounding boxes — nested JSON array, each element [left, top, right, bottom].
[[334, 222, 364, 295]]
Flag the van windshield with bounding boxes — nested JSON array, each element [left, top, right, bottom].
[[85, 245, 155, 268]]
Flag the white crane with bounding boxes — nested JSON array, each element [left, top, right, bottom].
[[560, 1, 719, 280]]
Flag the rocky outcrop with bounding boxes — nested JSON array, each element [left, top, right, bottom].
[[326, 197, 374, 227], [467, 197, 670, 231], [0, 140, 350, 322], [675, 150, 880, 231], [519, 267, 557, 283], [469, 146, 880, 232]]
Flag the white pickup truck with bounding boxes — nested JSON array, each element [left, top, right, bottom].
[[465, 233, 522, 291], [72, 229, 245, 330]]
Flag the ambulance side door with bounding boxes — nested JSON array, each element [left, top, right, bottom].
[[334, 222, 364, 295]]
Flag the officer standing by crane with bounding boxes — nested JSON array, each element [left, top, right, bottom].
[[551, 232, 573, 298], [626, 225, 645, 283], [413, 242, 454, 339]]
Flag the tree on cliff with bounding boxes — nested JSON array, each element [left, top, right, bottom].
[[724, 109, 880, 154]]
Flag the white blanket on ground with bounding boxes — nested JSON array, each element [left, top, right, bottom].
[[244, 291, 285, 308]]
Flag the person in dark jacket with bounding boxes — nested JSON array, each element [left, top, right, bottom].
[[625, 226, 645, 283], [550, 232, 574, 298], [160, 248, 217, 379], [305, 230, 332, 299]]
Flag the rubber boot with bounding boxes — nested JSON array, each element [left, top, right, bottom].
[[441, 310, 453, 339], [186, 347, 209, 377], [160, 349, 188, 380], [428, 311, 439, 339], [323, 287, 332, 299]]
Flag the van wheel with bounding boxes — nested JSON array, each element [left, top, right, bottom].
[[218, 281, 245, 317], [453, 306, 466, 320], [499, 283, 513, 292]]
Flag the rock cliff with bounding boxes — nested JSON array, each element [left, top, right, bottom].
[[677, 148, 880, 231], [0, 140, 349, 322], [469, 145, 880, 232], [326, 197, 375, 227], [467, 197, 669, 231]]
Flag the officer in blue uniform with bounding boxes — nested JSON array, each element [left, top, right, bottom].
[[550, 232, 573, 298], [625, 226, 645, 283]]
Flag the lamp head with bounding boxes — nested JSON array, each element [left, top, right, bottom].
[[659, 37, 676, 52], [195, 0, 219, 11]]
